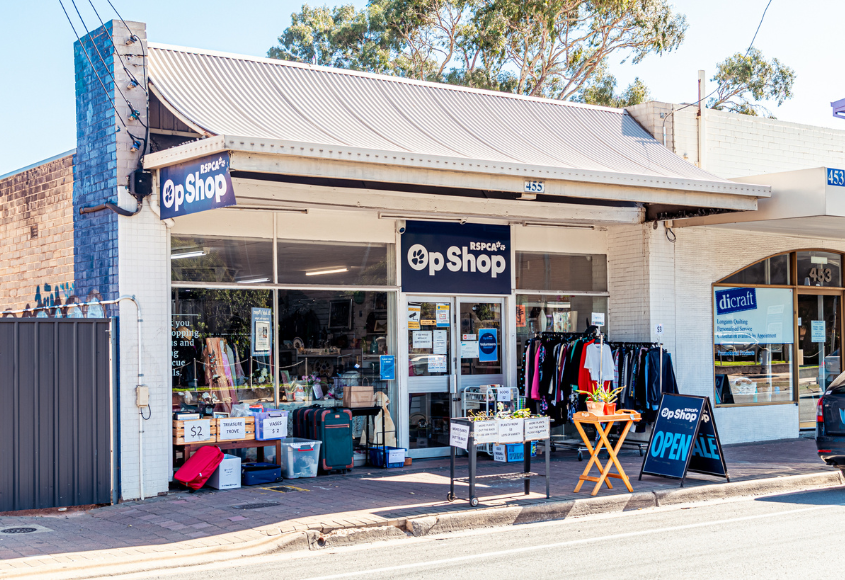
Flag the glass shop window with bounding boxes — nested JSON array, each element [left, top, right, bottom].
[[277, 289, 394, 405], [171, 235, 274, 284], [796, 251, 842, 287], [277, 240, 395, 286], [171, 288, 274, 415], [712, 286, 794, 405], [721, 254, 790, 286], [515, 252, 607, 292]]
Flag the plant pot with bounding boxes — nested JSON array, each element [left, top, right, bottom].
[[586, 401, 604, 415], [604, 403, 617, 415]]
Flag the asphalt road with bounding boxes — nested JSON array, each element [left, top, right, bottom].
[[122, 487, 845, 580]]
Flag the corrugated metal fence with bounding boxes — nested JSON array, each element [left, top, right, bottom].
[[0, 319, 114, 512]]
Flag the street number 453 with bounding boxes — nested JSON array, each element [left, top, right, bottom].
[[828, 168, 845, 187]]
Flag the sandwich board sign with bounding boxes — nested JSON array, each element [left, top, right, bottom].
[[639, 394, 728, 486]]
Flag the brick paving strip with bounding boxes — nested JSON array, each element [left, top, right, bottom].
[[0, 438, 841, 578]]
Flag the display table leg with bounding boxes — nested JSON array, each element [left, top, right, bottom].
[[449, 445, 455, 500], [469, 440, 477, 506], [591, 421, 622, 496], [257, 445, 265, 463], [523, 440, 531, 495], [573, 421, 613, 493], [545, 437, 550, 499], [275, 440, 282, 466]]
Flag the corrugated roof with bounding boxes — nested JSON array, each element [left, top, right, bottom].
[[147, 43, 733, 186]]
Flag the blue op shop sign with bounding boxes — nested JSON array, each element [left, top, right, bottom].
[[159, 153, 236, 219], [401, 221, 511, 294]]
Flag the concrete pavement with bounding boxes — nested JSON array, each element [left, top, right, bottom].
[[0, 437, 839, 577]]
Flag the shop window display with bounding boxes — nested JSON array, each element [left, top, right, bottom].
[[171, 288, 275, 414], [277, 290, 393, 406], [277, 240, 394, 286], [515, 252, 607, 292]]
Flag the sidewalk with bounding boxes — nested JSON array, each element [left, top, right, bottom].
[[0, 437, 837, 571]]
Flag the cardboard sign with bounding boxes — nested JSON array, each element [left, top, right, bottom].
[[496, 419, 524, 443], [524, 417, 550, 441], [473, 421, 499, 444], [183, 419, 212, 443], [450, 422, 470, 449], [640, 394, 728, 485], [217, 418, 246, 441]]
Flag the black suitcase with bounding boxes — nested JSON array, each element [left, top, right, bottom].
[[315, 408, 354, 473]]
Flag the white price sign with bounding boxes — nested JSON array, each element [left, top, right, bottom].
[[591, 312, 605, 327], [217, 418, 246, 441], [262, 416, 287, 439], [183, 419, 211, 443], [524, 417, 550, 441], [450, 423, 470, 450], [497, 388, 512, 403], [497, 419, 524, 443], [473, 420, 498, 444], [655, 323, 664, 336]]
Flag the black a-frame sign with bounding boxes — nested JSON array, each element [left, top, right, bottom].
[[639, 394, 729, 487]]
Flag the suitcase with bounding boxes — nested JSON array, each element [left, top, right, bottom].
[[174, 445, 224, 490], [241, 462, 283, 486], [293, 406, 320, 438], [315, 409, 353, 473]]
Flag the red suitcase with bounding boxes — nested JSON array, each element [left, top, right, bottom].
[[174, 446, 224, 490]]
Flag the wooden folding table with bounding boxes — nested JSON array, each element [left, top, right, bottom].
[[572, 410, 641, 496]]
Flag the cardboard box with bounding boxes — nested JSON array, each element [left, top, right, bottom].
[[208, 454, 241, 490], [343, 386, 375, 408]]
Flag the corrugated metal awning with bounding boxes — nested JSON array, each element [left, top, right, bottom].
[[146, 43, 768, 201]]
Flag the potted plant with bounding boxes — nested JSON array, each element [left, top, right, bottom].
[[598, 385, 624, 415], [577, 387, 605, 415]]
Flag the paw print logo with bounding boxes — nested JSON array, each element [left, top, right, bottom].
[[407, 244, 428, 271], [162, 180, 175, 208]]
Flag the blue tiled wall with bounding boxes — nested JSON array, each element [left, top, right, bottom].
[[73, 22, 119, 306]]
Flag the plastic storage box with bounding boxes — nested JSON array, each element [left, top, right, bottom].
[[279, 438, 322, 478], [254, 410, 289, 440], [368, 446, 406, 468]]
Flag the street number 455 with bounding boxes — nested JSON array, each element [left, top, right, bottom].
[[828, 168, 845, 187]]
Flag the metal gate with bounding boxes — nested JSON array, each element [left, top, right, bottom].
[[0, 318, 114, 512]]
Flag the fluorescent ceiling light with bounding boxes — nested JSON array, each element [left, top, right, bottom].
[[305, 267, 348, 276], [236, 277, 270, 284], [171, 250, 207, 260]]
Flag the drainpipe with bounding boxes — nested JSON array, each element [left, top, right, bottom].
[[698, 70, 707, 170], [2, 296, 144, 500]]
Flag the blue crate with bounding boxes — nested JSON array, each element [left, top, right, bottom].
[[368, 446, 406, 468]]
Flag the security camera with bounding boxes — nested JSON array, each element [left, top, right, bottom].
[[396, 219, 406, 234]]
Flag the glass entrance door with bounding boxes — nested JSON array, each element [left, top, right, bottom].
[[406, 297, 456, 458], [797, 293, 842, 429], [457, 298, 504, 390]]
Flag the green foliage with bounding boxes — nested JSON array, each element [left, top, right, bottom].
[[269, 0, 687, 99], [575, 62, 651, 108], [707, 48, 795, 118]]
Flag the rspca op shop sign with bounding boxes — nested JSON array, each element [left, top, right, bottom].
[[401, 221, 511, 294], [159, 153, 236, 219], [713, 286, 793, 346]]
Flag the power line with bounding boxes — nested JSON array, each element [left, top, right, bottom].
[[70, 0, 146, 128], [661, 0, 774, 138], [87, 0, 147, 96]]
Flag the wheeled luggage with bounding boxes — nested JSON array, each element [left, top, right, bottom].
[[241, 462, 283, 486], [174, 445, 224, 490], [315, 408, 354, 473]]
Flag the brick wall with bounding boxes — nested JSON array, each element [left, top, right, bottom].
[[0, 153, 76, 314]]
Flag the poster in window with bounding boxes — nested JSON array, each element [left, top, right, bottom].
[[408, 304, 421, 330], [516, 305, 526, 327], [251, 308, 272, 356]]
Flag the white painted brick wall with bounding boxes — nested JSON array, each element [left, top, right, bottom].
[[111, 21, 171, 500], [611, 223, 845, 444]]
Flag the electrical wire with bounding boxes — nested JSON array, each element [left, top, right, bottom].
[[87, 0, 147, 96], [105, 0, 149, 167], [662, 0, 774, 134], [141, 404, 152, 420], [70, 0, 147, 129]]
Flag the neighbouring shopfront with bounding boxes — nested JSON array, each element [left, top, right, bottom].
[[713, 250, 845, 429]]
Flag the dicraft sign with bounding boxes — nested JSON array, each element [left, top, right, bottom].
[[401, 221, 511, 294], [159, 153, 236, 219]]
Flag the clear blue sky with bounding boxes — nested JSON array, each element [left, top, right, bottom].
[[1, 0, 843, 175]]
